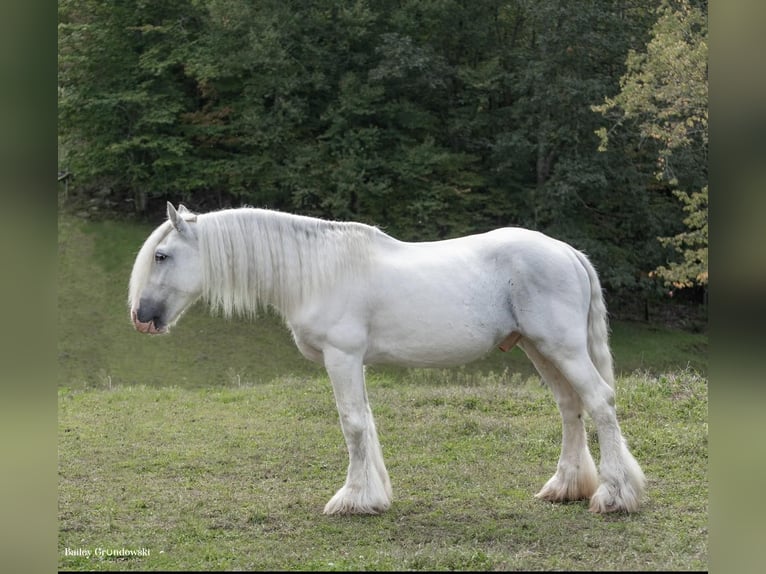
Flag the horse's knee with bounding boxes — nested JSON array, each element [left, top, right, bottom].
[[339, 410, 370, 441], [579, 383, 615, 422]]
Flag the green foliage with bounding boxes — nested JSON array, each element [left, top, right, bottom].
[[594, 0, 708, 290], [58, 0, 707, 301], [595, 0, 708, 171], [653, 186, 708, 288]]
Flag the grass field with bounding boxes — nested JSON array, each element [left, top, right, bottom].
[[58, 370, 707, 571], [58, 211, 708, 570]]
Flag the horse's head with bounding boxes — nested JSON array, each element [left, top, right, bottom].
[[129, 203, 203, 335]]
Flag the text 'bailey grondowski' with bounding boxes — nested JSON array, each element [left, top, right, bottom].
[[63, 547, 151, 558]]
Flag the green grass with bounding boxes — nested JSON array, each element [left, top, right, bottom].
[[58, 370, 707, 571], [58, 211, 708, 570]]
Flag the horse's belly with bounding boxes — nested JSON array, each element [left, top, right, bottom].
[[364, 308, 510, 368], [363, 258, 516, 367], [364, 342, 494, 368]]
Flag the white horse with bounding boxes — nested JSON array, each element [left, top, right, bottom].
[[129, 203, 645, 515]]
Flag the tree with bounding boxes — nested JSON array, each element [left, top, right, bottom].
[[58, 0, 209, 212], [60, 0, 703, 312], [653, 185, 708, 289], [593, 0, 708, 291]]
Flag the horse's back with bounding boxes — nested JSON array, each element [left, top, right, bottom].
[[353, 226, 589, 367], [378, 226, 585, 287]]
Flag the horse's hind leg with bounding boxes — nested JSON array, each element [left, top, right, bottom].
[[322, 346, 392, 515], [519, 340, 599, 503], [533, 340, 645, 513]]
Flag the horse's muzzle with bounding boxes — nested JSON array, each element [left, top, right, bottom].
[[131, 309, 166, 335]]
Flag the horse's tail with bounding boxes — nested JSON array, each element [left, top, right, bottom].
[[573, 250, 615, 388]]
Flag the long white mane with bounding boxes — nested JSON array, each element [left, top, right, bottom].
[[130, 208, 381, 319], [196, 208, 379, 317]]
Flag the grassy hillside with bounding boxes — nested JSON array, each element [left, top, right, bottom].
[[58, 211, 707, 390]]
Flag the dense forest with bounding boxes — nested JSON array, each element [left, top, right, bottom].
[[58, 0, 707, 313]]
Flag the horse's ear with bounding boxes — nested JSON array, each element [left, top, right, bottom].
[[176, 203, 198, 222], [167, 202, 193, 236]]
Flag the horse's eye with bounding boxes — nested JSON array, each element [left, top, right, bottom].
[[154, 252, 167, 263]]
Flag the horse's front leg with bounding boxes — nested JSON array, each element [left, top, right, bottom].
[[322, 347, 392, 515]]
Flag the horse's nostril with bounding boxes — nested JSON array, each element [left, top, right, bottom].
[[135, 308, 155, 325]]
